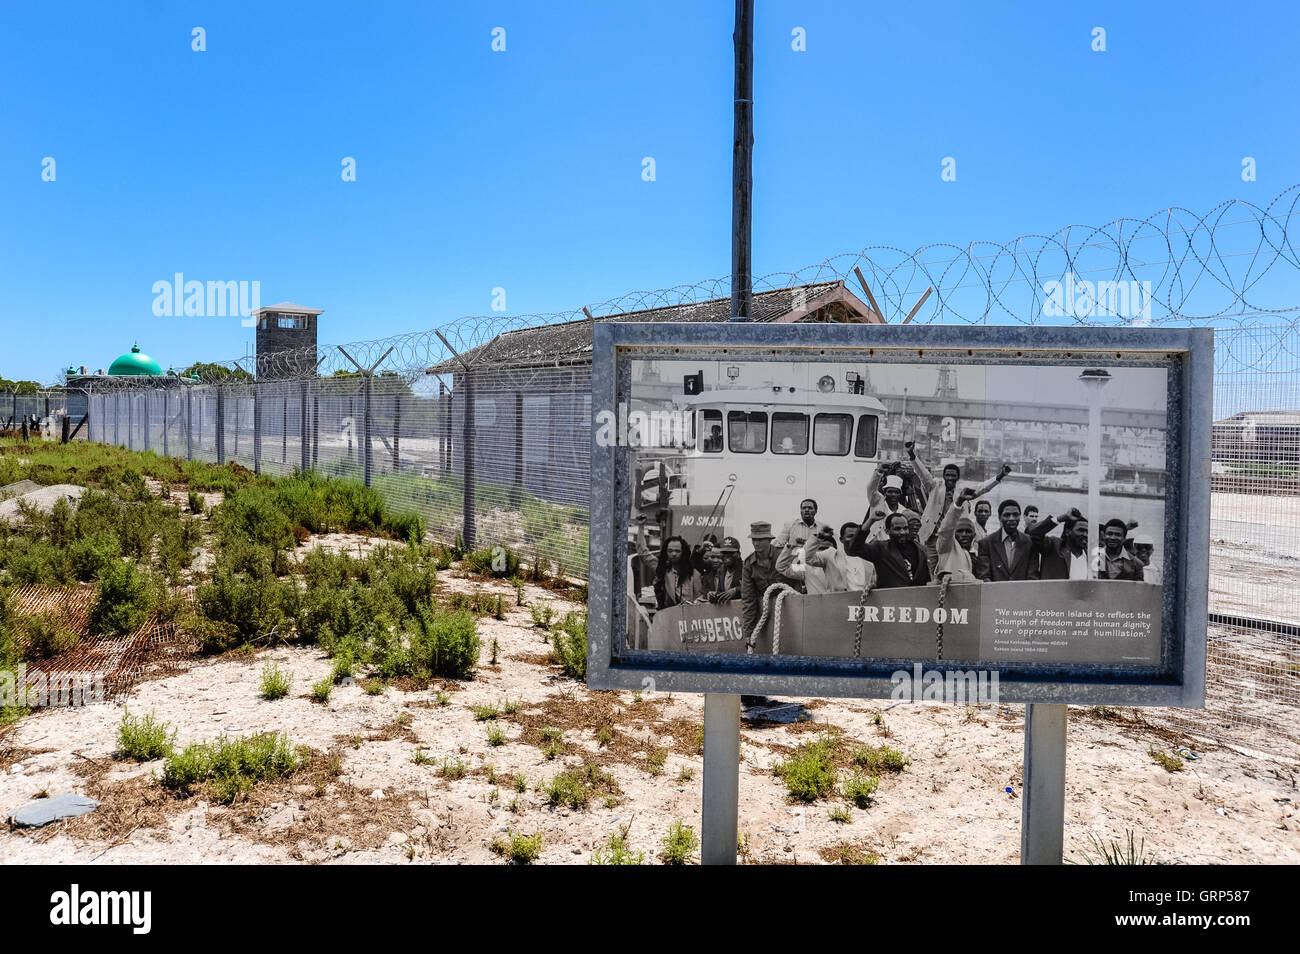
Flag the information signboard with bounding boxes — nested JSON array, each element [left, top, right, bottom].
[[588, 323, 1211, 706]]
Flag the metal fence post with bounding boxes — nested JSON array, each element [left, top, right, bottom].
[[311, 385, 319, 468], [216, 386, 226, 464], [363, 372, 373, 487], [161, 389, 169, 457], [253, 379, 262, 475], [440, 381, 450, 476], [463, 370, 476, 550], [300, 379, 310, 473], [511, 391, 524, 509], [186, 388, 194, 461], [392, 387, 401, 470], [281, 387, 288, 466]]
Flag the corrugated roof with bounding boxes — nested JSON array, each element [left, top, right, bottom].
[[429, 281, 863, 372]]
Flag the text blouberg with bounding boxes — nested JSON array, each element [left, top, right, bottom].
[[642, 580, 1161, 665]]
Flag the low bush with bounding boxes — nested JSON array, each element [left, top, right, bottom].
[[550, 611, 588, 679], [117, 709, 176, 761], [774, 732, 840, 802], [88, 561, 155, 636], [161, 732, 304, 803], [490, 830, 542, 864], [661, 820, 699, 865], [21, 614, 78, 658], [260, 662, 292, 700]]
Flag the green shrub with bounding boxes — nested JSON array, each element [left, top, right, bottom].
[[117, 709, 175, 761], [661, 820, 699, 865], [161, 732, 303, 803], [851, 744, 910, 774], [310, 677, 333, 703], [65, 532, 122, 582], [590, 830, 645, 866], [551, 611, 588, 679], [487, 724, 506, 746], [21, 615, 78, 658], [187, 491, 205, 515], [842, 770, 880, 808], [411, 607, 481, 680], [260, 662, 292, 700], [194, 571, 296, 651], [88, 561, 154, 636], [530, 601, 556, 630], [491, 830, 542, 864], [774, 732, 840, 802]]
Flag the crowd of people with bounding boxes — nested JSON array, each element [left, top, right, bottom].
[[630, 442, 1161, 641]]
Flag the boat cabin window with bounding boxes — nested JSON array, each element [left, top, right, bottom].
[[700, 409, 723, 453], [727, 410, 767, 453], [813, 413, 853, 456], [855, 414, 879, 457], [772, 412, 808, 455]]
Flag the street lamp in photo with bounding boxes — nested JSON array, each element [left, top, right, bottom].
[[1079, 368, 1112, 545]]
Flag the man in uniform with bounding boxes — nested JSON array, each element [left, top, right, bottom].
[[740, 522, 799, 641], [1132, 533, 1161, 584]]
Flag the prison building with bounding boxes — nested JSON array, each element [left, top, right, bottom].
[[426, 281, 883, 507]]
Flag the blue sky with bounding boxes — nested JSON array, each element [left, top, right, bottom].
[[1, 0, 1297, 382]]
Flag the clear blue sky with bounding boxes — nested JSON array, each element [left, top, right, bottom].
[[1, 0, 1297, 383]]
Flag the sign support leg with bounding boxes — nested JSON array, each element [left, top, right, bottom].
[[1020, 702, 1067, 864], [702, 692, 740, 865]]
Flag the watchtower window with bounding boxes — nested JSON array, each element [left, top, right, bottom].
[[277, 316, 304, 329]]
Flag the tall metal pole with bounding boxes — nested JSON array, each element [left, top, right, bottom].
[[703, 0, 753, 868], [729, 0, 754, 324]]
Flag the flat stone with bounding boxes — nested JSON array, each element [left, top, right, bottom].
[[7, 793, 100, 828]]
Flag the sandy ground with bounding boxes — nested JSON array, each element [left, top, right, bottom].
[[2, 570, 1296, 865]]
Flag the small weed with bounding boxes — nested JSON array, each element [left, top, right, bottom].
[[676, 766, 695, 783], [412, 747, 433, 765], [434, 690, 451, 706], [530, 601, 556, 630], [259, 662, 292, 701], [512, 773, 528, 793], [1148, 744, 1184, 773], [590, 826, 644, 866], [473, 703, 500, 721], [646, 748, 668, 777], [832, 843, 881, 865], [310, 678, 333, 703], [502, 697, 522, 715], [489, 636, 499, 664], [851, 744, 910, 774], [596, 726, 614, 747], [828, 805, 852, 823], [842, 770, 880, 808], [487, 724, 506, 747], [491, 830, 542, 864], [1076, 830, 1158, 865], [492, 597, 504, 621], [774, 731, 840, 802], [362, 678, 385, 696], [441, 757, 467, 779], [117, 709, 175, 761], [661, 819, 699, 865]]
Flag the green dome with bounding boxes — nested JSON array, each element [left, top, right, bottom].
[[108, 344, 163, 376]]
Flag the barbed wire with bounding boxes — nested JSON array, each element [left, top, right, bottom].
[[59, 184, 1300, 388]]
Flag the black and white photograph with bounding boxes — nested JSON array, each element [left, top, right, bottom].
[[624, 356, 1169, 666]]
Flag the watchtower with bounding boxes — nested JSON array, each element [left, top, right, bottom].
[[253, 302, 322, 378]]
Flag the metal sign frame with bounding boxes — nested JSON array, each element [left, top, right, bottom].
[[587, 322, 1212, 708]]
